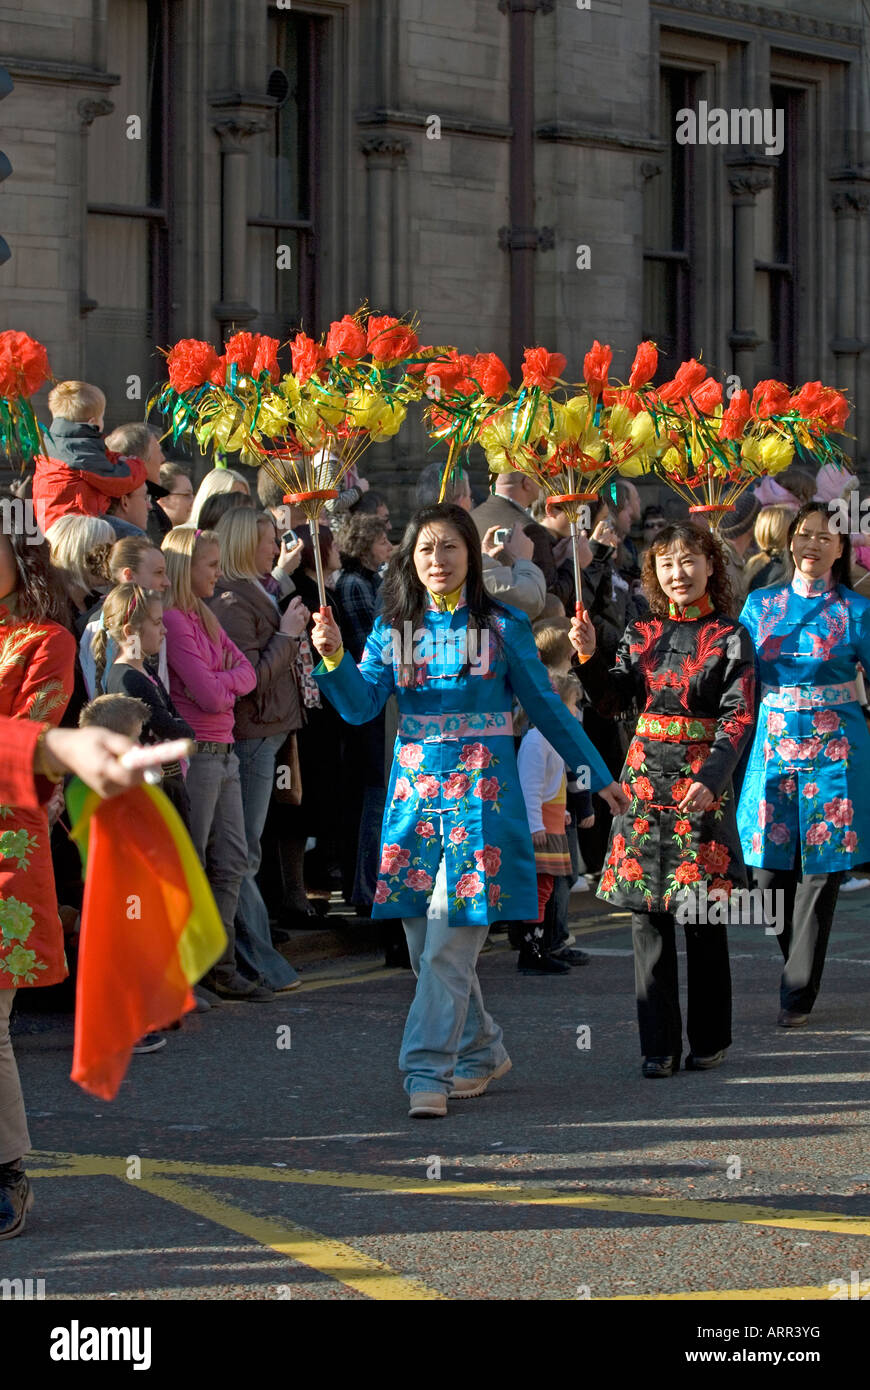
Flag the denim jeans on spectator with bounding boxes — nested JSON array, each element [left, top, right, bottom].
[[235, 734, 299, 989], [0, 990, 30, 1165], [400, 851, 507, 1096], [186, 748, 249, 987]]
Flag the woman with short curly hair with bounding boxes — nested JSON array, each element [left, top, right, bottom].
[[571, 521, 757, 1079]]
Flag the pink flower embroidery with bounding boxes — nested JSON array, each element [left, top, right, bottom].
[[767, 822, 790, 845], [415, 774, 440, 800], [758, 801, 775, 827], [824, 738, 850, 762], [443, 772, 472, 800], [778, 738, 800, 760], [767, 712, 786, 735], [803, 782, 819, 799], [455, 871, 483, 899], [779, 776, 796, 796], [380, 843, 410, 875], [796, 738, 823, 760], [460, 741, 492, 770], [751, 832, 763, 854], [415, 819, 436, 838], [812, 709, 840, 734], [393, 777, 412, 802], [824, 797, 853, 827], [843, 830, 858, 852], [763, 741, 773, 763], [398, 742, 424, 770], [474, 777, 500, 802], [405, 868, 433, 892], [449, 826, 468, 845], [374, 879, 390, 904], [805, 822, 831, 846], [474, 844, 502, 876], [488, 883, 501, 906]]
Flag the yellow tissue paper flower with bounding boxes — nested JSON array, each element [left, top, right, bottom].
[[256, 393, 290, 438], [740, 436, 762, 467], [629, 411, 656, 450], [312, 388, 347, 428], [480, 414, 515, 454], [280, 374, 302, 408], [294, 400, 327, 449], [607, 404, 633, 443], [661, 445, 686, 478], [618, 455, 649, 478], [369, 400, 407, 441], [562, 396, 593, 443], [758, 435, 795, 474]]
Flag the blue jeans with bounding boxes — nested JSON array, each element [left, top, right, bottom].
[[400, 854, 507, 1096], [235, 735, 299, 989]]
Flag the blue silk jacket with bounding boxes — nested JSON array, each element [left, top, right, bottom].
[[737, 573, 870, 872], [314, 596, 612, 925]]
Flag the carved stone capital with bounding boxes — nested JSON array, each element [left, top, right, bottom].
[[78, 97, 114, 128], [359, 134, 411, 164], [831, 187, 870, 218], [727, 169, 773, 201], [640, 159, 663, 182], [212, 116, 269, 153]]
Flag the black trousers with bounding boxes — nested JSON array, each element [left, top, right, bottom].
[[753, 863, 843, 1013], [631, 912, 732, 1059]]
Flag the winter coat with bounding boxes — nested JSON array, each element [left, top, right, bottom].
[[32, 420, 147, 533], [209, 576, 301, 739], [163, 607, 256, 743]]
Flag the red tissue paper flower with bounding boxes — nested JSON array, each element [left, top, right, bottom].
[[290, 332, 328, 385], [467, 352, 510, 400], [252, 335, 281, 384], [521, 347, 567, 392], [688, 376, 723, 414], [751, 379, 791, 419], [325, 315, 368, 362], [366, 315, 419, 363], [224, 332, 259, 376], [425, 352, 473, 392], [628, 341, 658, 389], [657, 359, 708, 404], [718, 388, 752, 440], [583, 340, 613, 396], [165, 339, 220, 394], [0, 331, 51, 399]]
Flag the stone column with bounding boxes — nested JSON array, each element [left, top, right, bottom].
[[359, 136, 410, 311], [830, 175, 870, 462], [77, 97, 114, 360], [211, 114, 268, 335], [726, 159, 773, 388]]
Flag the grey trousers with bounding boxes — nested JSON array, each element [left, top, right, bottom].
[[753, 865, 843, 1013], [186, 749, 249, 986], [0, 990, 30, 1166]]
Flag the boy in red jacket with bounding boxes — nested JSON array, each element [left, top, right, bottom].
[[33, 381, 147, 534]]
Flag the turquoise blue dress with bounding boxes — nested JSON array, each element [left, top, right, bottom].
[[737, 572, 870, 873], [314, 594, 613, 925]]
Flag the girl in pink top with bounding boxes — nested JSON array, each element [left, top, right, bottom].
[[162, 527, 270, 1002]]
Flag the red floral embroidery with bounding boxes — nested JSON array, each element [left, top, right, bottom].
[[626, 741, 646, 770], [805, 822, 831, 845], [488, 883, 501, 906], [633, 818, 650, 835], [405, 868, 434, 891], [398, 743, 424, 769], [608, 833, 626, 863], [393, 778, 412, 801], [813, 709, 840, 734], [634, 776, 655, 801], [415, 820, 436, 838], [449, 826, 468, 845], [620, 858, 644, 882], [671, 778, 692, 803], [684, 743, 710, 774], [708, 876, 733, 898], [767, 823, 790, 845], [824, 797, 853, 827], [824, 738, 850, 762], [696, 840, 730, 876], [374, 880, 390, 904], [474, 777, 500, 801], [844, 830, 858, 852], [803, 782, 819, 799], [443, 772, 471, 800], [416, 774, 440, 800], [455, 871, 483, 899], [600, 867, 617, 893], [674, 818, 691, 836], [474, 844, 502, 875], [460, 742, 492, 770], [380, 843, 410, 874], [675, 861, 702, 885]]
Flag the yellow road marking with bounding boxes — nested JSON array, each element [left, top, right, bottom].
[[29, 1153, 870, 1239], [604, 1283, 837, 1301], [133, 1177, 446, 1301], [296, 965, 399, 992]]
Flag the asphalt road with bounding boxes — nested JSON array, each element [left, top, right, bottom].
[[4, 889, 870, 1303]]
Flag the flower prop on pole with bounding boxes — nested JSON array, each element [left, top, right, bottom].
[[154, 311, 424, 607], [418, 349, 512, 502], [0, 330, 51, 470], [639, 364, 852, 527], [478, 342, 661, 609]]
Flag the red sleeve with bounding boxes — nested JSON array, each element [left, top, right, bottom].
[[0, 717, 45, 810], [80, 455, 147, 499], [16, 624, 77, 726]]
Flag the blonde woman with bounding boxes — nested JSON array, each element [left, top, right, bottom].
[[210, 509, 308, 991], [161, 527, 267, 1001], [189, 467, 250, 528], [45, 513, 116, 632], [745, 504, 793, 594]]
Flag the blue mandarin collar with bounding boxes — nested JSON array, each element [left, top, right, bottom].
[[791, 571, 835, 599]]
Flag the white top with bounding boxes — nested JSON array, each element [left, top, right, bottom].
[[517, 726, 565, 834]]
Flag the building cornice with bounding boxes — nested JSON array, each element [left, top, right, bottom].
[[536, 122, 664, 154], [0, 57, 118, 87], [653, 0, 860, 45], [356, 108, 512, 141]]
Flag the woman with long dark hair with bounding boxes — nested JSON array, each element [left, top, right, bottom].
[[0, 504, 77, 1238], [737, 501, 870, 1026], [570, 522, 757, 1078], [311, 503, 626, 1118]]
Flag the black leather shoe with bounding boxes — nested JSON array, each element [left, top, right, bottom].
[[777, 1009, 809, 1027], [0, 1171, 33, 1241], [549, 946, 591, 967], [518, 949, 571, 975], [642, 1056, 678, 1078], [685, 1050, 725, 1070]]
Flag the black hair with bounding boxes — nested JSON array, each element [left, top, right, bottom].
[[379, 503, 507, 677], [197, 489, 255, 531], [786, 501, 852, 588]]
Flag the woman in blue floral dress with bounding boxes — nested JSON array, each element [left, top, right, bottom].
[[738, 501, 870, 1026], [311, 503, 627, 1117]]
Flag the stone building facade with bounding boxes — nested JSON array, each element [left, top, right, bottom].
[[0, 0, 867, 503]]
